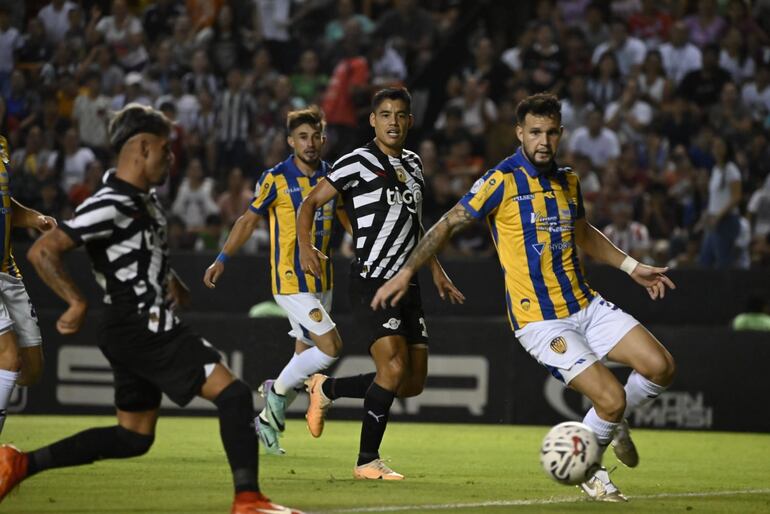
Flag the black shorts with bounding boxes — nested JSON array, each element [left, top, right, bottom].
[[98, 315, 221, 412], [349, 275, 429, 347]]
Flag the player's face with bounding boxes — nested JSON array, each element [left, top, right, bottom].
[[144, 135, 173, 185], [370, 99, 413, 153], [516, 114, 562, 169], [288, 123, 325, 167]]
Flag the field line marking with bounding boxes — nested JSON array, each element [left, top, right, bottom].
[[316, 488, 770, 513]]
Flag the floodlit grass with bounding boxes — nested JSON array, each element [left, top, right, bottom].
[[2, 416, 769, 513]]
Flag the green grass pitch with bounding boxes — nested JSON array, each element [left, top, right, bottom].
[[2, 416, 769, 513]]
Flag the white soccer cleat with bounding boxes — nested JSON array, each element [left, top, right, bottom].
[[611, 419, 639, 468], [579, 467, 627, 502], [353, 459, 404, 480]]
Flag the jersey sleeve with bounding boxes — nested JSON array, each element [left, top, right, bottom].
[[459, 169, 506, 219], [60, 198, 119, 245], [249, 170, 276, 215], [574, 177, 586, 219], [326, 154, 361, 193]]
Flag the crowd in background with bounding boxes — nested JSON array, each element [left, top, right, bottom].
[[2, 0, 770, 269]]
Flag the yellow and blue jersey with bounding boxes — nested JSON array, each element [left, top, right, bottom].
[[0, 137, 20, 279], [460, 148, 595, 330], [250, 155, 336, 295]]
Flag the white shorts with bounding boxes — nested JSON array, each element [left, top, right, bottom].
[[274, 291, 335, 345], [0, 274, 42, 348], [514, 295, 638, 384]]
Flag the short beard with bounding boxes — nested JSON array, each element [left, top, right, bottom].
[[523, 147, 554, 171], [296, 153, 320, 168]]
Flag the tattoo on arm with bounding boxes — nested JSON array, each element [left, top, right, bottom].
[[403, 204, 475, 272], [29, 230, 85, 305]]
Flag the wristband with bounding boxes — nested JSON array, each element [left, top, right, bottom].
[[619, 255, 638, 275], [216, 252, 230, 264]]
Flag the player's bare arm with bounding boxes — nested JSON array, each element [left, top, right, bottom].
[[203, 209, 262, 288], [168, 269, 192, 309], [10, 198, 57, 232], [26, 228, 87, 334], [298, 178, 336, 277], [574, 218, 676, 300], [427, 256, 466, 304], [371, 203, 474, 310], [336, 198, 352, 235]]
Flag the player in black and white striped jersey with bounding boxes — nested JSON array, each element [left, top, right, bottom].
[[0, 104, 302, 514], [297, 88, 465, 481]]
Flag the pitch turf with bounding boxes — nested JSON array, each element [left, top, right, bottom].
[[2, 416, 769, 513]]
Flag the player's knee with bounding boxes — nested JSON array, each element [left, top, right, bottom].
[[378, 354, 407, 384], [213, 378, 252, 409], [398, 377, 425, 398], [115, 426, 155, 457], [594, 385, 626, 420], [641, 349, 676, 387]]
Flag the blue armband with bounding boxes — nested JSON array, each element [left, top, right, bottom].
[[216, 252, 230, 264]]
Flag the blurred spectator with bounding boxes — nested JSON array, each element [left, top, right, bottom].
[[561, 74, 595, 143], [603, 202, 651, 263], [660, 95, 698, 149], [435, 75, 497, 137], [588, 51, 622, 109], [627, 0, 672, 49], [747, 174, 770, 242], [291, 49, 328, 106], [726, 0, 769, 46], [209, 5, 248, 76], [325, 0, 374, 46], [484, 98, 518, 167], [172, 158, 218, 232], [4, 70, 39, 133], [708, 82, 753, 148], [63, 5, 86, 59], [145, 39, 182, 96], [418, 139, 440, 178], [561, 27, 593, 78], [571, 152, 600, 212], [183, 49, 219, 96], [170, 14, 198, 69], [579, 2, 609, 51], [699, 136, 742, 269], [368, 37, 407, 87], [677, 44, 732, 107], [215, 68, 257, 173], [10, 126, 51, 209], [217, 167, 253, 226], [17, 18, 52, 77], [659, 22, 702, 86], [143, 0, 186, 44], [37, 0, 76, 45], [36, 178, 69, 219], [636, 49, 670, 105], [156, 74, 200, 133], [253, 0, 295, 73], [604, 80, 653, 144], [719, 27, 756, 85], [683, 0, 726, 48], [731, 294, 770, 331], [500, 26, 534, 76], [374, 0, 436, 72], [741, 63, 770, 122], [112, 71, 152, 110], [46, 126, 95, 193], [591, 18, 646, 78], [0, 7, 22, 98], [92, 0, 149, 72], [72, 71, 110, 153], [245, 46, 279, 93], [638, 182, 679, 242], [463, 36, 511, 100], [194, 213, 225, 251], [68, 158, 103, 207], [78, 44, 125, 97], [567, 110, 620, 170], [521, 23, 564, 94]]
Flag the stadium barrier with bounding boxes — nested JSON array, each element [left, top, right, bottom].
[[14, 313, 770, 433]]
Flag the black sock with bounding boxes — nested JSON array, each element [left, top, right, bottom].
[[323, 372, 376, 400], [27, 425, 154, 476], [357, 382, 395, 466], [214, 380, 260, 493]]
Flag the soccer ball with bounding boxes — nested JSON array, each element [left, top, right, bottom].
[[539, 421, 602, 485]]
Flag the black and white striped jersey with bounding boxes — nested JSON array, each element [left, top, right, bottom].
[[327, 140, 425, 280], [60, 171, 178, 333]]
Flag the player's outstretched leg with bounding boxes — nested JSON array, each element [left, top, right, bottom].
[[305, 373, 333, 437], [0, 444, 27, 500]]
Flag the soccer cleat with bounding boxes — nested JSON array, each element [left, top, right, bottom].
[[611, 419, 639, 468], [260, 381, 289, 433], [579, 467, 628, 502], [231, 492, 305, 514], [0, 445, 28, 501], [304, 374, 332, 438], [353, 459, 404, 480], [255, 416, 285, 456]]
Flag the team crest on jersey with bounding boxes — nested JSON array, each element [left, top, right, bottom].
[[395, 166, 407, 183], [549, 336, 568, 354], [520, 298, 531, 311], [285, 270, 294, 279], [308, 308, 323, 322]]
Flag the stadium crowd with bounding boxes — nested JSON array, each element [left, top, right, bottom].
[[2, 0, 770, 269]]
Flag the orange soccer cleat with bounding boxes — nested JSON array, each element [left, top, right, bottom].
[[353, 459, 404, 481], [304, 374, 332, 438], [231, 492, 305, 514], [0, 444, 28, 501]]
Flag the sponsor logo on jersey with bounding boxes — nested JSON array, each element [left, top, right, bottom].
[[383, 318, 401, 330], [470, 178, 484, 194], [512, 194, 536, 201], [283, 186, 303, 195], [549, 336, 568, 354], [308, 308, 323, 322], [386, 185, 423, 213]]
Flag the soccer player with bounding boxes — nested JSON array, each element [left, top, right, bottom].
[[297, 87, 464, 480], [203, 106, 349, 455], [0, 105, 303, 514], [371, 93, 676, 501], [0, 136, 56, 434]]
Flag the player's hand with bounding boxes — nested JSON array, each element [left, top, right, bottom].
[[34, 215, 57, 233], [203, 261, 224, 288], [371, 270, 412, 310], [431, 269, 465, 305], [630, 263, 676, 300], [299, 242, 327, 278], [167, 275, 192, 309], [57, 301, 87, 335]]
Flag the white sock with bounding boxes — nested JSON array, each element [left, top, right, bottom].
[[0, 369, 18, 434], [583, 407, 620, 448], [273, 347, 337, 395], [623, 371, 667, 418]]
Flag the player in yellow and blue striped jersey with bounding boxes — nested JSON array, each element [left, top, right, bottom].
[[371, 94, 678, 501], [203, 106, 350, 455], [0, 135, 57, 435]]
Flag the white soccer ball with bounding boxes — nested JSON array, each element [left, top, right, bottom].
[[539, 421, 602, 485]]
